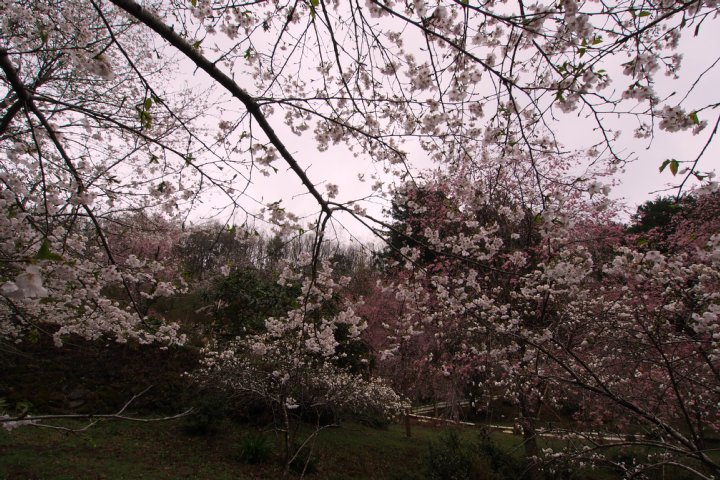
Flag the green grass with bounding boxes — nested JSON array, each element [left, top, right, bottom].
[[0, 418, 511, 480], [0, 417, 712, 479], [1, 419, 271, 479]]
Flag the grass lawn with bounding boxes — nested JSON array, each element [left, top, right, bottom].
[[0, 416, 710, 479], [0, 417, 520, 480]]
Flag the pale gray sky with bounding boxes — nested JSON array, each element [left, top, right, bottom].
[[178, 9, 720, 242]]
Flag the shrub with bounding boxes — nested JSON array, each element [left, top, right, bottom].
[[426, 430, 473, 480], [354, 412, 390, 429], [237, 433, 272, 465], [477, 439, 526, 480]]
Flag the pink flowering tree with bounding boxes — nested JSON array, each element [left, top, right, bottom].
[[378, 165, 720, 478], [101, 212, 188, 319], [629, 191, 720, 254], [358, 280, 445, 404]]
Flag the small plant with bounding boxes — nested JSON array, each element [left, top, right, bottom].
[[237, 433, 272, 465], [426, 430, 473, 480], [477, 438, 526, 480], [289, 448, 319, 476]]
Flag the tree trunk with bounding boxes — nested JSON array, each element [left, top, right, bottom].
[[282, 402, 291, 479], [519, 391, 544, 480]]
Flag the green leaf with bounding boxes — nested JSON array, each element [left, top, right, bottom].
[[309, 0, 320, 19], [27, 328, 40, 344], [578, 48, 586, 57], [694, 172, 706, 181], [637, 11, 651, 17], [15, 401, 31, 416], [669, 159, 679, 176], [659, 159, 671, 173], [35, 239, 63, 261], [592, 36, 603, 45], [192, 40, 202, 50], [143, 98, 153, 110], [138, 107, 152, 129], [689, 111, 699, 125], [191, 0, 197, 6]]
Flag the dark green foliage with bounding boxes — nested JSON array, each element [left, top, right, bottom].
[[627, 196, 684, 253], [205, 267, 299, 337], [236, 433, 272, 464], [226, 398, 276, 426], [426, 430, 474, 480], [626, 195, 707, 252], [354, 412, 391, 429], [379, 186, 453, 270], [627, 192, 720, 255], [265, 234, 287, 267], [333, 323, 374, 374], [328, 248, 376, 298], [628, 196, 682, 235]]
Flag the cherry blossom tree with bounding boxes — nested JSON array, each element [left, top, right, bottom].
[[3, 1, 720, 470], [3, 0, 718, 344], [199, 257, 403, 477], [377, 168, 719, 478], [0, 1, 202, 347]]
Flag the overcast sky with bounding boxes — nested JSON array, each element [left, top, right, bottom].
[[180, 11, 720, 244]]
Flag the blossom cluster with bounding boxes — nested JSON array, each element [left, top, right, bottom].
[[198, 259, 403, 421], [376, 169, 719, 473]]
